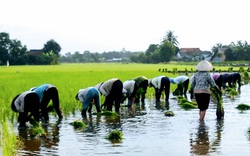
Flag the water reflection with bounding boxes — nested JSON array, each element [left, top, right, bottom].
[[211, 120, 224, 153], [17, 119, 62, 155], [190, 121, 210, 155], [83, 115, 102, 133], [190, 120, 224, 155], [18, 130, 41, 155], [42, 119, 62, 149]]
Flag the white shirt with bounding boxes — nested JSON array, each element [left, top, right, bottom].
[[96, 78, 118, 96], [150, 76, 165, 89], [123, 80, 135, 94], [171, 76, 189, 84], [14, 91, 34, 112]]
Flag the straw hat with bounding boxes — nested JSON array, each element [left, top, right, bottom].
[[195, 60, 213, 71]]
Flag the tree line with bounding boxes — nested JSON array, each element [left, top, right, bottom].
[[1, 31, 250, 65], [0, 32, 61, 65]]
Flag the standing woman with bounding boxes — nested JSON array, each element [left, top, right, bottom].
[[75, 87, 101, 118], [31, 84, 63, 121], [191, 60, 222, 121], [11, 91, 40, 130], [95, 78, 123, 113], [148, 76, 170, 109]]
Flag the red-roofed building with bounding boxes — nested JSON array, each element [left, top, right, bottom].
[[177, 48, 213, 61]]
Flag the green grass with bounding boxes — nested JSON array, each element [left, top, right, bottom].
[[0, 62, 244, 155]]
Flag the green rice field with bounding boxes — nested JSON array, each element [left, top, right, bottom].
[[0, 63, 243, 155]]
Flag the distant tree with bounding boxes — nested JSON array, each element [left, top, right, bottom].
[[211, 43, 223, 61], [159, 41, 175, 62], [42, 39, 61, 56], [0, 32, 11, 65], [0, 32, 28, 65], [9, 39, 28, 65], [145, 44, 158, 56], [224, 48, 235, 61], [41, 39, 61, 64]]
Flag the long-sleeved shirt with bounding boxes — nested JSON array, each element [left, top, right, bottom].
[[14, 91, 35, 112], [191, 71, 216, 94], [170, 76, 189, 84], [222, 73, 231, 82], [150, 76, 165, 89], [78, 87, 98, 103], [31, 84, 55, 102], [96, 78, 118, 96], [123, 80, 135, 94], [212, 73, 221, 81]]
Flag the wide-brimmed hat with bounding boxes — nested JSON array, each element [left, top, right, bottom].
[[196, 60, 213, 71]]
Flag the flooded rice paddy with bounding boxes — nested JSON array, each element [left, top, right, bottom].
[[16, 84, 250, 156]]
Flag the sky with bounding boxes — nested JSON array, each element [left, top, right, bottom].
[[1, 0, 250, 55]]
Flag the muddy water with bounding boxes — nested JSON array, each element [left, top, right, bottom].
[[16, 84, 250, 156]]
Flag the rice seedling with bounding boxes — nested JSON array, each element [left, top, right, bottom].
[[30, 125, 46, 138], [165, 110, 174, 116], [105, 130, 123, 142], [100, 110, 119, 117], [236, 104, 250, 110], [70, 120, 87, 130], [1, 122, 19, 156], [211, 87, 224, 120], [247, 127, 250, 135], [224, 87, 238, 99], [177, 96, 197, 110]]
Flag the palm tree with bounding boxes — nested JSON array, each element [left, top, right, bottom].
[[162, 30, 179, 47], [210, 43, 224, 61]]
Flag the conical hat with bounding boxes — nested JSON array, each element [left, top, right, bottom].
[[195, 60, 213, 71]]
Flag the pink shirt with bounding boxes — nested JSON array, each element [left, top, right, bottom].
[[212, 73, 221, 81]]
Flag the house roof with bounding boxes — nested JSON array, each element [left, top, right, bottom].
[[28, 49, 43, 56], [177, 48, 213, 59], [179, 48, 201, 52]]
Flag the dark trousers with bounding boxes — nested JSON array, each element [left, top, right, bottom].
[[215, 75, 223, 90], [41, 87, 62, 120], [155, 77, 170, 102], [103, 80, 123, 113], [177, 79, 189, 95], [19, 93, 40, 127], [231, 73, 241, 88]]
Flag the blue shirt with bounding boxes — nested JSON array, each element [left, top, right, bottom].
[[32, 84, 54, 102]]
